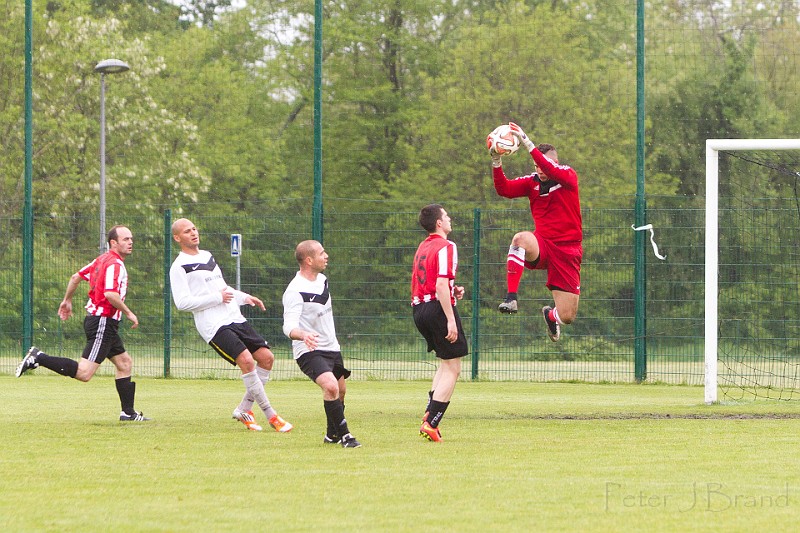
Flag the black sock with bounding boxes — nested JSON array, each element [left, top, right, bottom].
[[326, 400, 344, 438], [428, 400, 450, 428], [425, 390, 434, 416], [324, 399, 349, 438], [115, 377, 136, 414], [506, 292, 518, 301], [36, 352, 78, 378]]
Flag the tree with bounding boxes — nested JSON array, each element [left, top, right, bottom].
[[12, 3, 210, 231]]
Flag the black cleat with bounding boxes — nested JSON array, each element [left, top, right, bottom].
[[340, 433, 362, 448], [119, 411, 151, 422], [542, 306, 561, 342], [15, 346, 41, 377], [323, 435, 341, 445], [498, 299, 518, 314]]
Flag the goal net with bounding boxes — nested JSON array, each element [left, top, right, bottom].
[[705, 139, 800, 403]]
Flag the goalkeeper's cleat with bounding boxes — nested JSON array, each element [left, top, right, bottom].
[[233, 409, 263, 431], [542, 306, 561, 342], [419, 421, 442, 442], [340, 433, 362, 448], [119, 411, 151, 422], [15, 346, 41, 377], [422, 411, 429, 423], [323, 435, 341, 445], [498, 298, 518, 314], [269, 414, 293, 433]]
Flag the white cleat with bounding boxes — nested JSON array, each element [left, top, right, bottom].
[[233, 409, 263, 431]]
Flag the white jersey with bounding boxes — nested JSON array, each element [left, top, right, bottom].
[[282, 272, 341, 359], [170, 249, 250, 342]]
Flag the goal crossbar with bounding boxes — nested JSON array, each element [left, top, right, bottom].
[[705, 139, 800, 404]]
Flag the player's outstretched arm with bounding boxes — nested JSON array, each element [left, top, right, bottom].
[[508, 122, 535, 153], [492, 165, 535, 199], [243, 294, 266, 311], [531, 150, 579, 189]]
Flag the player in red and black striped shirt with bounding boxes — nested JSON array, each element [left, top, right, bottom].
[[15, 225, 149, 421], [490, 122, 583, 342], [411, 204, 466, 442]]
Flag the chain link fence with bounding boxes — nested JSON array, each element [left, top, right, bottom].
[[1, 196, 706, 382]]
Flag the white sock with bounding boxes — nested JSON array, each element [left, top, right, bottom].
[[241, 370, 276, 419], [553, 307, 564, 325], [236, 367, 271, 413]]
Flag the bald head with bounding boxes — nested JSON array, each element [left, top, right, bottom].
[[172, 218, 200, 254], [295, 240, 328, 278], [295, 240, 321, 264], [172, 218, 193, 236]]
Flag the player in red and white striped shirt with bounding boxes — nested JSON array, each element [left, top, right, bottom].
[[15, 226, 149, 421], [490, 122, 583, 342], [78, 244, 129, 321], [411, 204, 467, 442]]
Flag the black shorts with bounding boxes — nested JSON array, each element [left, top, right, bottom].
[[209, 322, 270, 366], [296, 350, 352, 382], [82, 315, 125, 364], [412, 301, 469, 360]]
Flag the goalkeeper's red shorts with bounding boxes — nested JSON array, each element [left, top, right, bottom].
[[525, 233, 582, 295]]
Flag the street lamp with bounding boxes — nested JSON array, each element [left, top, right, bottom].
[[94, 58, 130, 252]]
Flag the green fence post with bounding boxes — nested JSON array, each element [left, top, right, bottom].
[[22, 0, 34, 355], [312, 0, 323, 243], [471, 208, 481, 380], [634, 0, 647, 382], [163, 209, 172, 378]]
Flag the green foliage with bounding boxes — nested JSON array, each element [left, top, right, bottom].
[[646, 2, 793, 197], [5, 0, 800, 372], [15, 1, 211, 227], [5, 0, 797, 217]]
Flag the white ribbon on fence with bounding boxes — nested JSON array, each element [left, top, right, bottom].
[[631, 224, 666, 260]]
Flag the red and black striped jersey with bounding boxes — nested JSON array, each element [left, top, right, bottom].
[[411, 234, 458, 306]]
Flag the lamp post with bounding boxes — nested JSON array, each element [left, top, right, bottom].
[[94, 58, 130, 252]]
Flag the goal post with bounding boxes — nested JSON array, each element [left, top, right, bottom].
[[704, 138, 800, 404]]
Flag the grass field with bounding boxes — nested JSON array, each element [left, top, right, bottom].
[[2, 377, 799, 532]]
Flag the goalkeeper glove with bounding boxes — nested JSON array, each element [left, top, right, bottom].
[[508, 122, 535, 152], [490, 149, 503, 168], [487, 133, 503, 167]]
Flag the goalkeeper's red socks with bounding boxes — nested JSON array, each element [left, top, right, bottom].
[[548, 307, 564, 325], [506, 245, 525, 293]]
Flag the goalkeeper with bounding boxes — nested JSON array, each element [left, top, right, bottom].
[[490, 122, 583, 342]]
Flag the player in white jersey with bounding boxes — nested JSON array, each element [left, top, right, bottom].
[[170, 218, 292, 433], [282, 240, 361, 448]]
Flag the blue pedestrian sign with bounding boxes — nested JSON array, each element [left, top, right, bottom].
[[231, 234, 242, 257]]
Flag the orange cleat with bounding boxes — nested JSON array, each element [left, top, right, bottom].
[[419, 421, 442, 442], [269, 414, 293, 433]]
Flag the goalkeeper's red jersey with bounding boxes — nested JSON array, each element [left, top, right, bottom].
[[493, 147, 582, 244], [411, 234, 458, 307]]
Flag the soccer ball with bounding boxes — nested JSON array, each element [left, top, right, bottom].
[[486, 124, 520, 156]]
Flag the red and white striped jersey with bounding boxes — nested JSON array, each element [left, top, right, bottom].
[[411, 234, 458, 306], [77, 250, 128, 320]]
